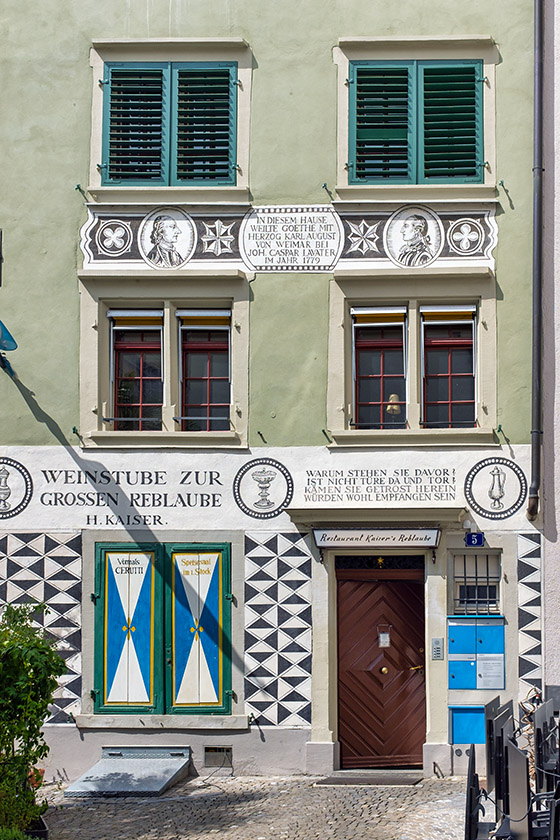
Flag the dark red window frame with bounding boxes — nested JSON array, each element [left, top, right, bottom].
[[354, 325, 406, 430], [113, 328, 162, 431], [423, 323, 475, 429], [181, 328, 230, 432]]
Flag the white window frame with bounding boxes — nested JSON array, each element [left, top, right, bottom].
[[350, 306, 408, 430], [333, 36, 499, 202], [88, 39, 253, 205], [176, 309, 232, 431], [419, 305, 477, 429], [78, 278, 249, 448], [326, 275, 497, 447]]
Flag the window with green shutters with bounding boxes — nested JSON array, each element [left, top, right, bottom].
[[92, 542, 232, 715], [101, 62, 238, 186], [348, 60, 484, 184]]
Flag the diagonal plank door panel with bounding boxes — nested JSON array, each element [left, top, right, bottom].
[[337, 574, 425, 768]]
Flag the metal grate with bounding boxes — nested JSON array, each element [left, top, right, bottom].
[[204, 746, 232, 767], [453, 553, 500, 614], [335, 555, 425, 571]]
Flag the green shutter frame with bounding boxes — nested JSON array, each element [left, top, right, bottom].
[[93, 542, 165, 714], [349, 61, 415, 184], [102, 61, 237, 186], [171, 63, 237, 186], [93, 542, 231, 716], [164, 543, 232, 715], [102, 63, 170, 186], [418, 60, 483, 183], [348, 59, 483, 185]]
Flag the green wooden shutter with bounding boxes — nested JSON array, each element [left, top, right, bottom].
[[172, 63, 237, 185], [164, 543, 232, 715], [349, 62, 414, 184], [102, 63, 169, 185], [93, 543, 164, 714], [419, 61, 483, 183]]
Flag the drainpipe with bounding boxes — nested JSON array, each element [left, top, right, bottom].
[[527, 0, 544, 520]]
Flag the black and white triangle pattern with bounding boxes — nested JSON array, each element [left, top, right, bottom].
[[518, 533, 542, 698], [0, 533, 82, 724], [245, 532, 312, 727]]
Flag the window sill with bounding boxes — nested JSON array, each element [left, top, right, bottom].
[[83, 430, 248, 449], [334, 183, 498, 207], [72, 714, 249, 730], [328, 428, 499, 447], [86, 185, 252, 207]]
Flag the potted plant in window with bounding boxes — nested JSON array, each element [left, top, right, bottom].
[[0, 604, 65, 839]]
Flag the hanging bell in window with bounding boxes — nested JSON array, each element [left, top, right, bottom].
[[386, 394, 401, 415]]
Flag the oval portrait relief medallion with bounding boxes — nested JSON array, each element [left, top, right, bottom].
[[0, 458, 33, 519], [138, 207, 197, 269], [384, 205, 444, 269], [233, 458, 294, 519], [464, 457, 528, 520]]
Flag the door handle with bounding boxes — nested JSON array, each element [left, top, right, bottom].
[[409, 665, 424, 671]]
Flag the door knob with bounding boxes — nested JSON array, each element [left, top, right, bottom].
[[380, 666, 388, 674]]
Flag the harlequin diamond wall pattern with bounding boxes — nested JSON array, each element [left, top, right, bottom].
[[244, 532, 312, 726], [0, 533, 82, 724], [517, 533, 542, 698]]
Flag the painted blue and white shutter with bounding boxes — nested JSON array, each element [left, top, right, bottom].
[[171, 550, 224, 708], [103, 550, 156, 706]]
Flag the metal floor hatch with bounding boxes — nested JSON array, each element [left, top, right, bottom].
[[64, 746, 192, 797]]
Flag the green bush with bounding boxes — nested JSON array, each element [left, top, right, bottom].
[[0, 827, 28, 840], [0, 603, 65, 830]]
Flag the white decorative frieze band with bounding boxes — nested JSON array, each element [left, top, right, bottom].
[[80, 203, 497, 273], [0, 446, 535, 532]]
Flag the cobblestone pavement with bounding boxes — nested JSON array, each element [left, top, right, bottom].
[[44, 773, 466, 840]]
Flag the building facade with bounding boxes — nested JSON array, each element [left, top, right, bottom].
[[0, 1, 538, 779]]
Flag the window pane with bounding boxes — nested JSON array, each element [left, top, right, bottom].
[[209, 351, 229, 377], [425, 348, 449, 375], [356, 326, 383, 342], [186, 353, 207, 378], [451, 348, 473, 374], [118, 353, 141, 378], [449, 326, 472, 339], [451, 376, 475, 401], [451, 403, 475, 426], [358, 378, 381, 403], [117, 380, 140, 404], [142, 380, 163, 404], [141, 406, 162, 431], [183, 406, 205, 431], [210, 380, 230, 404], [383, 410, 406, 428], [358, 349, 381, 376], [115, 404, 139, 430], [426, 377, 449, 402], [143, 353, 161, 377], [383, 378, 405, 402], [208, 330, 228, 343], [115, 330, 143, 344], [186, 379, 207, 404], [117, 404, 139, 419], [209, 406, 230, 430], [355, 405, 379, 429], [383, 349, 404, 375], [425, 403, 449, 427]]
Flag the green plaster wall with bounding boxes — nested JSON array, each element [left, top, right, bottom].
[[0, 0, 534, 446]]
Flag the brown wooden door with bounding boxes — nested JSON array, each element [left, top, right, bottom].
[[337, 570, 426, 768]]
